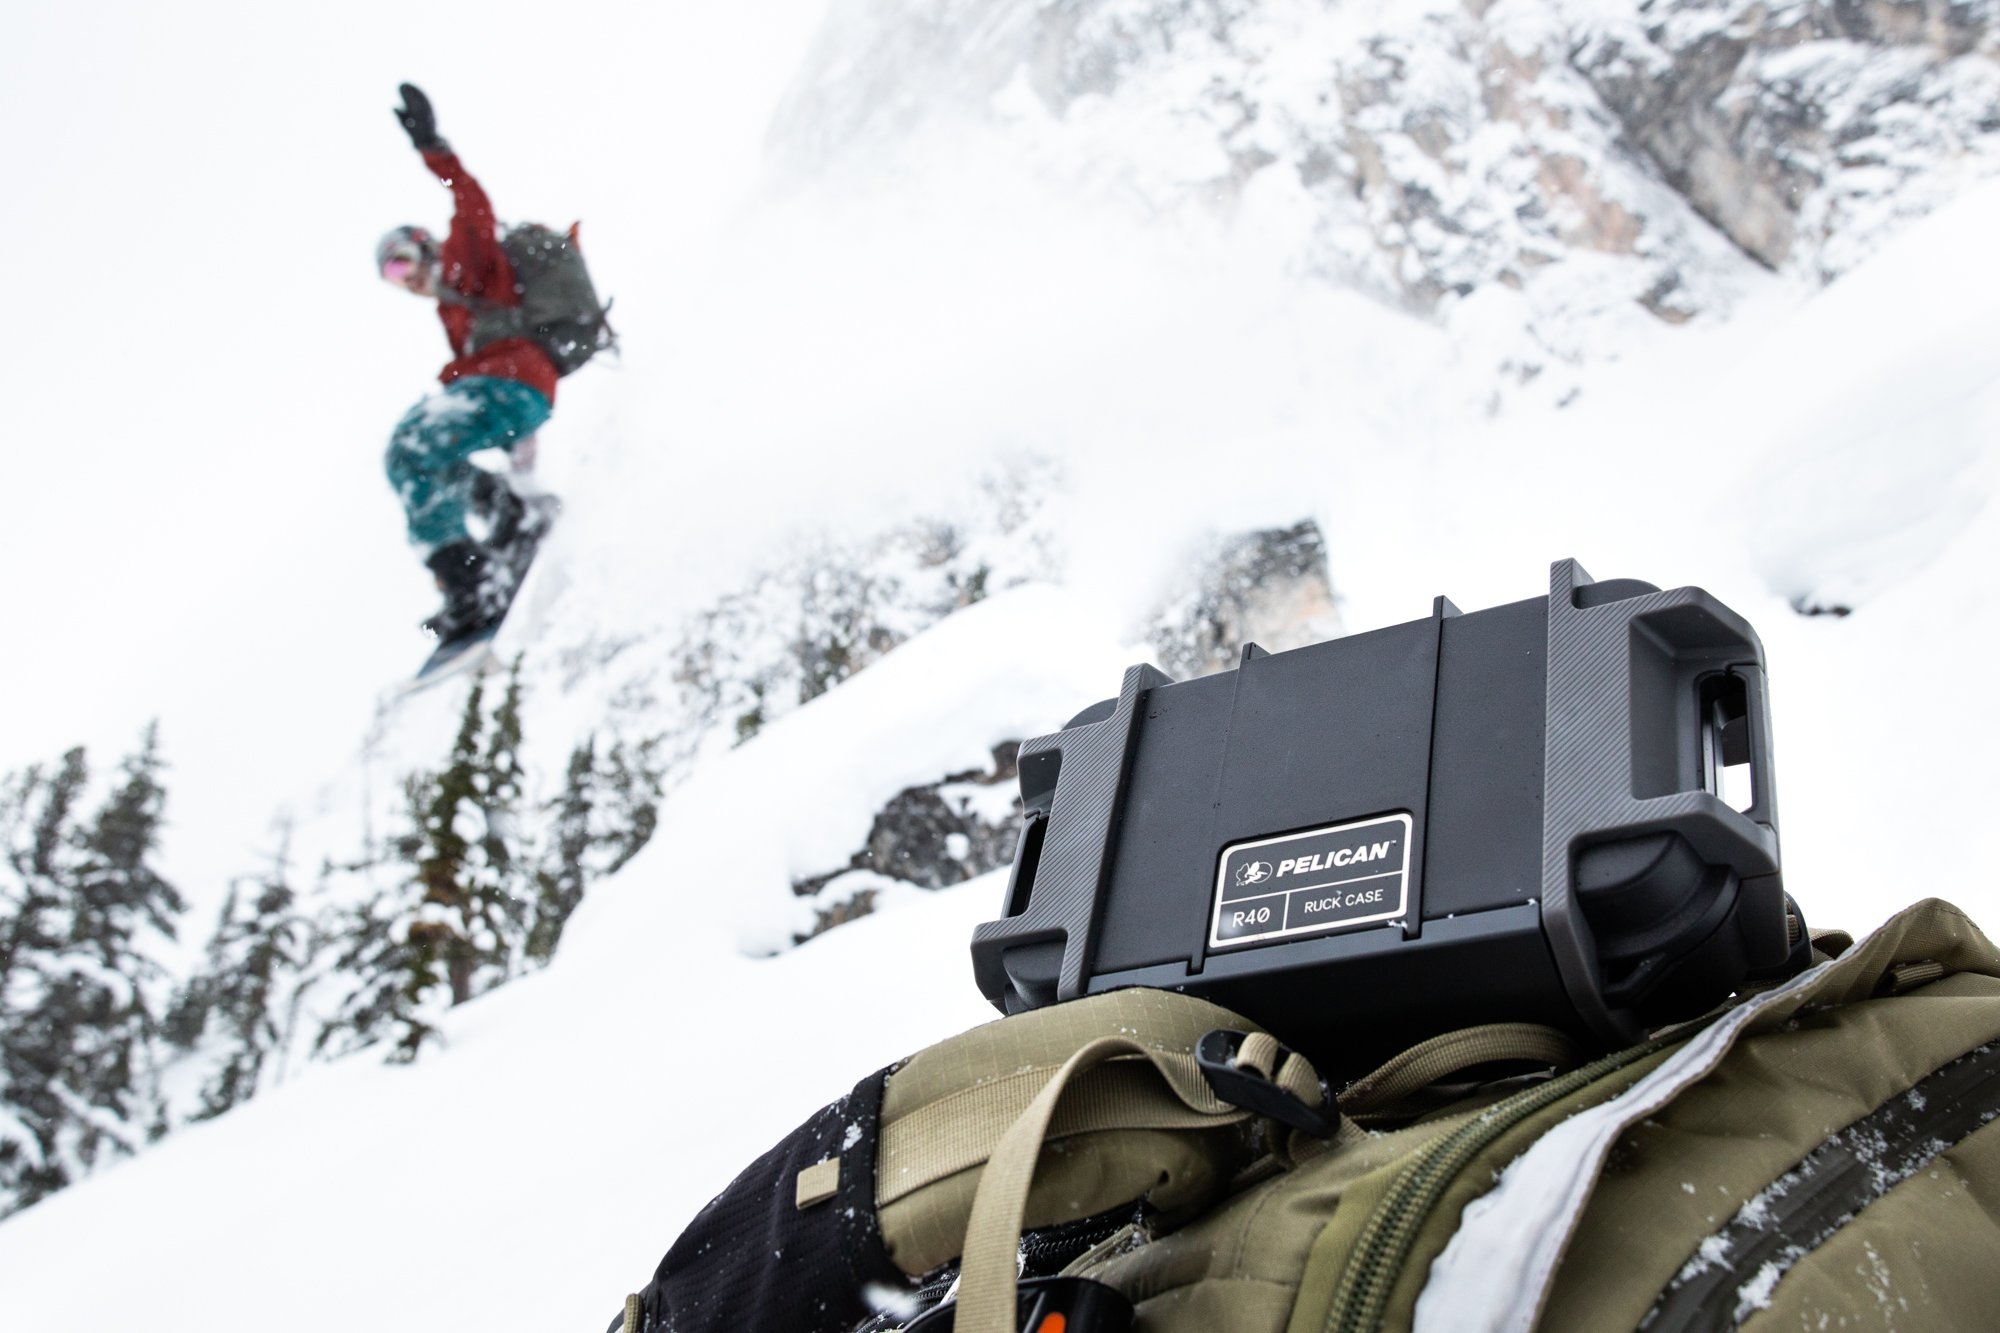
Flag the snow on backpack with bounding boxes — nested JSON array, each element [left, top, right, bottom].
[[606, 897, 2000, 1333], [448, 221, 615, 376]]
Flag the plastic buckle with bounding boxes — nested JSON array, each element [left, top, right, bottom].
[[1195, 1029, 1338, 1138]]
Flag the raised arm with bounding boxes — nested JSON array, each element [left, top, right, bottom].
[[394, 84, 511, 301]]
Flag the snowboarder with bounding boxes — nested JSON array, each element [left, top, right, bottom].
[[377, 83, 607, 677]]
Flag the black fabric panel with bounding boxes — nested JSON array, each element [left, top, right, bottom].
[[835, 1063, 908, 1296], [626, 1063, 908, 1333]]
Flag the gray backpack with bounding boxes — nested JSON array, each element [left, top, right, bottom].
[[451, 222, 615, 376]]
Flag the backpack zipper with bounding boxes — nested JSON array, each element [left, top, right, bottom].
[[1324, 1037, 1674, 1333], [1642, 1039, 2000, 1332]]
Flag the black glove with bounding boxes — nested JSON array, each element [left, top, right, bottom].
[[394, 83, 444, 152]]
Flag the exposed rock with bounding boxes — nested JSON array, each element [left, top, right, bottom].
[[797, 870, 901, 941], [1572, 0, 2000, 276], [791, 517, 1343, 940], [800, 741, 1023, 893], [1145, 519, 1342, 679], [1788, 596, 1853, 617], [793, 742, 1024, 940]]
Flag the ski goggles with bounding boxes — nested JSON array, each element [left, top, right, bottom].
[[380, 255, 420, 283]]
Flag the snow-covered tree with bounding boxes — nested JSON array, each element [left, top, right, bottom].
[[311, 879, 419, 1063], [319, 663, 543, 1062], [525, 734, 661, 965], [163, 823, 307, 1122], [525, 739, 597, 966], [0, 729, 183, 1216], [468, 660, 532, 980]]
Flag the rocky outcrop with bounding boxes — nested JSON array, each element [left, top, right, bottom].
[[579, 460, 1065, 782], [794, 742, 1024, 940], [791, 516, 1341, 940], [1573, 1, 2000, 277], [770, 0, 2000, 375], [1146, 520, 1342, 680]]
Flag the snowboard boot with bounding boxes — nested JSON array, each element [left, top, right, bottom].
[[470, 470, 560, 580], [469, 469, 526, 546], [488, 496, 561, 603], [421, 540, 507, 643]]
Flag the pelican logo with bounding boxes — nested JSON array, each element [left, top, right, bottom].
[[1211, 813, 1413, 950], [1235, 860, 1274, 888]]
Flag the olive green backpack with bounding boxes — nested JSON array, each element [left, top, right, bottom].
[[612, 897, 2000, 1333]]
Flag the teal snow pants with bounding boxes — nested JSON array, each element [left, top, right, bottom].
[[385, 375, 552, 551]]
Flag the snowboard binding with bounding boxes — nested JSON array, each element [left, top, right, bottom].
[[409, 473, 562, 687]]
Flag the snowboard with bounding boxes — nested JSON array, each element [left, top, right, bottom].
[[408, 623, 502, 689], [401, 485, 561, 694]]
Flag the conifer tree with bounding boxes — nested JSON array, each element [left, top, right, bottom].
[[0, 729, 183, 1216], [526, 740, 597, 965], [312, 875, 420, 1062], [599, 738, 663, 874], [316, 665, 664, 1065], [67, 725, 185, 1144], [0, 748, 91, 1212], [326, 662, 539, 1063], [525, 733, 663, 966], [164, 823, 305, 1121], [0, 749, 87, 1018], [469, 659, 531, 979], [394, 677, 488, 1057]]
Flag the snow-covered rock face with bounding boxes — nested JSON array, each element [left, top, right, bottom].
[[1147, 520, 1342, 679], [561, 466, 1062, 789], [793, 741, 1023, 938], [785, 519, 1341, 942], [1575, 0, 2000, 278], [771, 0, 2000, 379]]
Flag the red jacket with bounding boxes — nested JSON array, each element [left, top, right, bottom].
[[421, 147, 560, 403]]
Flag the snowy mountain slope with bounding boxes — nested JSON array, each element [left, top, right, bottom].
[[0, 588, 1127, 1332], [1737, 177, 2000, 614], [1, 0, 1997, 1325]]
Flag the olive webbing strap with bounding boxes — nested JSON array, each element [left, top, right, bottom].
[[956, 1038, 1156, 1333], [1337, 1023, 1579, 1116], [1236, 1031, 1281, 1077], [876, 1056, 1242, 1207], [954, 1035, 1321, 1333], [1883, 958, 1948, 994]]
